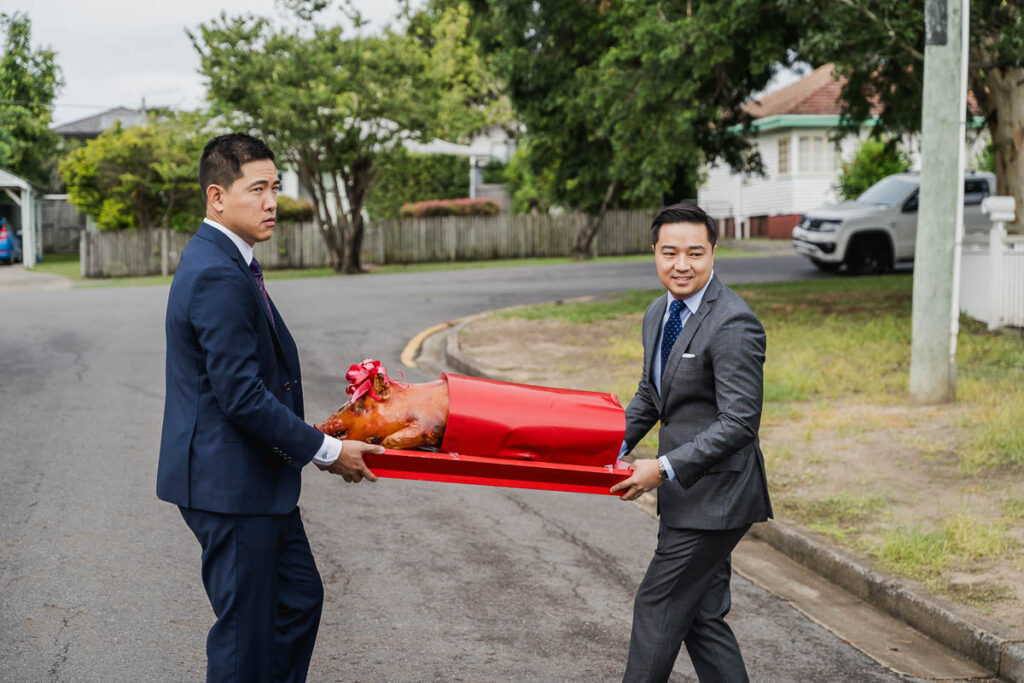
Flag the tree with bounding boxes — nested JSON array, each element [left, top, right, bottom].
[[835, 139, 911, 200], [780, 0, 1024, 229], [469, 0, 799, 257], [192, 3, 495, 273], [0, 12, 62, 188], [59, 113, 208, 231]]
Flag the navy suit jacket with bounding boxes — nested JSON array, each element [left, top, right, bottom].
[[157, 222, 324, 515]]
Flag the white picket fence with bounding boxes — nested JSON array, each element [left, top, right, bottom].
[[79, 210, 658, 278], [960, 226, 1024, 329]]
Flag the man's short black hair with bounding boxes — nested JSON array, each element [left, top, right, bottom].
[[650, 203, 718, 248], [199, 133, 275, 199]]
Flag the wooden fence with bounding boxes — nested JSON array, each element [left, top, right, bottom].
[[79, 209, 657, 278]]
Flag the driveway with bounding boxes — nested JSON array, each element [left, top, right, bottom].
[[0, 263, 72, 293]]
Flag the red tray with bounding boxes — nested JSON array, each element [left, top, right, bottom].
[[363, 449, 632, 496]]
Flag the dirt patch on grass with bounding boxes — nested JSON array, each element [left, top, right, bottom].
[[458, 313, 1024, 637]]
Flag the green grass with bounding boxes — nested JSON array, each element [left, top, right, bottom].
[[29, 252, 80, 279], [1001, 495, 1024, 520], [501, 289, 660, 323], [867, 513, 1013, 583], [777, 492, 888, 543], [508, 273, 1024, 476]]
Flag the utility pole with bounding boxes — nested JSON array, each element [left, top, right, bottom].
[[909, 0, 969, 404]]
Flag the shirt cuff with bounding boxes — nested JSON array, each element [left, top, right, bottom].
[[658, 456, 677, 482], [312, 434, 342, 467], [617, 440, 629, 461]]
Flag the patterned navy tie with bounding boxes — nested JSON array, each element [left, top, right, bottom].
[[248, 257, 275, 327], [661, 299, 686, 378]]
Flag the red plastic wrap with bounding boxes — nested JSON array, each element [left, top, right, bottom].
[[439, 373, 625, 467]]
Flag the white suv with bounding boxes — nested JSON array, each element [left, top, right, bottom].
[[792, 170, 996, 274]]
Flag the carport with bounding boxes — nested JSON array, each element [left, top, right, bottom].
[[0, 167, 41, 267]]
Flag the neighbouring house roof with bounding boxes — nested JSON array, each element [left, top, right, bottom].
[[742, 63, 980, 131], [51, 107, 147, 139], [743, 64, 881, 119]]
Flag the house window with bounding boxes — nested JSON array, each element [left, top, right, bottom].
[[778, 138, 789, 175], [798, 135, 839, 173]]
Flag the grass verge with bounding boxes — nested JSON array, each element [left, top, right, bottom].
[[489, 274, 1024, 620]]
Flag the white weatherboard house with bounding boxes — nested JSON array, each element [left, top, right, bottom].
[[698, 64, 986, 239]]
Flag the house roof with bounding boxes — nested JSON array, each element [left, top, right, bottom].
[[744, 63, 979, 122], [51, 107, 147, 138], [743, 64, 881, 119]]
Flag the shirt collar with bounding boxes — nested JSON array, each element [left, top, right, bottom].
[[667, 270, 714, 315], [203, 218, 254, 265]]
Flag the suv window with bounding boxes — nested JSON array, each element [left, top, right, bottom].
[[964, 179, 990, 206], [857, 177, 918, 206]]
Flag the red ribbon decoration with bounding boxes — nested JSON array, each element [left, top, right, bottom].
[[345, 359, 392, 403]]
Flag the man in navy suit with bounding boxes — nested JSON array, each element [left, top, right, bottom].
[[158, 133, 383, 682]]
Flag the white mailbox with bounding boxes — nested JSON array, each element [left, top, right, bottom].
[[981, 195, 1016, 224]]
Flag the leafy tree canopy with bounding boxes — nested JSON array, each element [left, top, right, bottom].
[[468, 0, 799, 255], [192, 2, 498, 271], [59, 112, 209, 231], [0, 12, 62, 188], [780, 0, 1024, 227]]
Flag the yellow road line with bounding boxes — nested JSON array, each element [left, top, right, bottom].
[[400, 295, 598, 369], [400, 321, 455, 368]]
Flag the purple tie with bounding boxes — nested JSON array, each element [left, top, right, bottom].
[[248, 257, 275, 326]]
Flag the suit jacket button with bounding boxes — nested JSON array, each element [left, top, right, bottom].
[[283, 382, 292, 391]]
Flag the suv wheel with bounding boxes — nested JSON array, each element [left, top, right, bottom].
[[845, 235, 893, 275]]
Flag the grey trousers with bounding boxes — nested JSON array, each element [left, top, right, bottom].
[[623, 523, 751, 683]]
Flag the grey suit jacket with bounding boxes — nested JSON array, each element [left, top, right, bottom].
[[624, 275, 773, 530]]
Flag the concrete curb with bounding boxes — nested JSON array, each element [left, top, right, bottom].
[[428, 319, 1024, 683]]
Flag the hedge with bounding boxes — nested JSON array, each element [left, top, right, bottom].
[[399, 198, 500, 218]]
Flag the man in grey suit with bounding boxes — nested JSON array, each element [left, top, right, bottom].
[[611, 204, 772, 682]]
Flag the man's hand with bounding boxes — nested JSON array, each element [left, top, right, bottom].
[[610, 458, 664, 501], [318, 440, 383, 483]]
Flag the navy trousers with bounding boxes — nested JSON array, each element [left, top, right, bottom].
[[624, 524, 751, 683], [180, 506, 324, 683]]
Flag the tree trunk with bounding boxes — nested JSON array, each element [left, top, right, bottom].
[[985, 66, 1024, 232], [571, 180, 618, 260], [339, 158, 375, 274]]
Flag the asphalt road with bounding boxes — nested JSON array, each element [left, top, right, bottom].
[[0, 255, 902, 681]]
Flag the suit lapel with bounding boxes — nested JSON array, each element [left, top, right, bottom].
[[660, 276, 723, 406], [644, 296, 667, 412], [196, 223, 291, 368]]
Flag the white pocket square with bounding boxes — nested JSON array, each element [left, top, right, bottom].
[[681, 353, 697, 359]]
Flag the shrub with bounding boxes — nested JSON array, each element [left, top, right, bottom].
[[365, 149, 469, 220], [481, 159, 507, 184], [399, 198, 500, 218], [276, 195, 314, 222], [835, 139, 911, 201]]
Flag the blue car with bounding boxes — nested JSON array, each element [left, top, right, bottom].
[[0, 218, 22, 264]]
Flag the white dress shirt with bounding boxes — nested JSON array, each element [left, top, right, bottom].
[[203, 219, 342, 467]]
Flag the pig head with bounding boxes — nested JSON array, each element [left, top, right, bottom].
[[315, 379, 450, 451]]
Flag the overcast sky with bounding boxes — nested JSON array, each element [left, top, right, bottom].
[[12, 0, 406, 126], [12, 1, 805, 128]]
